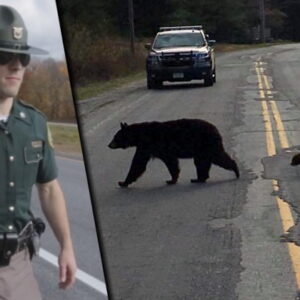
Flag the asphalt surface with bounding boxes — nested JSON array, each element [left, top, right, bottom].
[[77, 43, 300, 300], [31, 156, 108, 300]]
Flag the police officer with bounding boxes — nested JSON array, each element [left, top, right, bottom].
[[0, 5, 77, 299]]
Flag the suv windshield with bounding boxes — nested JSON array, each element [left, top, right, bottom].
[[153, 32, 205, 49]]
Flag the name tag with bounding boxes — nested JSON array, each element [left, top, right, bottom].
[[31, 140, 42, 148]]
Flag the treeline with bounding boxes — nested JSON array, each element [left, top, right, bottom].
[[57, 0, 300, 84], [19, 59, 76, 122]]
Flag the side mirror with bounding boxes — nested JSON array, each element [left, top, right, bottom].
[[208, 40, 216, 46], [144, 43, 151, 50]]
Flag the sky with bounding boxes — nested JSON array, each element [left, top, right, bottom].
[[0, 0, 66, 60]]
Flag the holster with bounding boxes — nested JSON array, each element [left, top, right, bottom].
[[28, 218, 46, 258]]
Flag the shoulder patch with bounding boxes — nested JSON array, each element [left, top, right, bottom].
[[47, 123, 55, 148]]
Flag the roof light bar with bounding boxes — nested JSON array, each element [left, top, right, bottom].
[[159, 25, 203, 32]]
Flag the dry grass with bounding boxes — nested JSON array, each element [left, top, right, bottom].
[[49, 124, 82, 156]]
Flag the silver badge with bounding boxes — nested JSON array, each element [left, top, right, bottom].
[[19, 111, 26, 118], [12, 27, 23, 40]]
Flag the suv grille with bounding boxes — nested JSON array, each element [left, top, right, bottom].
[[160, 52, 195, 67]]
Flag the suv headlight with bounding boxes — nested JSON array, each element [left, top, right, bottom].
[[196, 52, 210, 61], [147, 53, 160, 66]]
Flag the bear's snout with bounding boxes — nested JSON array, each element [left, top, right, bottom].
[[108, 141, 118, 149]]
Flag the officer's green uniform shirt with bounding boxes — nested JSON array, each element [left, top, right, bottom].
[[0, 99, 58, 233]]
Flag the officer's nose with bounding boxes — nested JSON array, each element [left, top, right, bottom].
[[8, 56, 23, 70]]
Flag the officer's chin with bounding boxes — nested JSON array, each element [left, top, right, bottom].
[[3, 86, 22, 99]]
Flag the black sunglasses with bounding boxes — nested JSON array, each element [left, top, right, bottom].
[[0, 51, 31, 67]]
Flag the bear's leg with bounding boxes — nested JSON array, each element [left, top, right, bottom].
[[160, 156, 180, 184], [191, 156, 211, 183], [212, 151, 240, 178], [119, 149, 151, 187]]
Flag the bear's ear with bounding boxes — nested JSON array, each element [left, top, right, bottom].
[[120, 122, 128, 129]]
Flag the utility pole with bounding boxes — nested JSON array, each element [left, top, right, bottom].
[[259, 0, 266, 43], [128, 0, 135, 54]]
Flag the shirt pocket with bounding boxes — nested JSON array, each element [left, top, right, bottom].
[[23, 141, 44, 186], [24, 141, 44, 164]]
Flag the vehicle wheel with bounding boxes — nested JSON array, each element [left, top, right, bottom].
[[213, 68, 216, 83], [204, 74, 214, 86], [147, 77, 162, 89], [147, 76, 154, 89], [155, 80, 163, 89]]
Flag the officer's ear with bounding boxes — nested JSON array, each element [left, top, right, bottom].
[[120, 122, 128, 129]]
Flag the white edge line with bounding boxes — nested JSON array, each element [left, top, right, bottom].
[[39, 248, 108, 296]]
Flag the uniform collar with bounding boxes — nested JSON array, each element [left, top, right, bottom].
[[10, 99, 31, 125]]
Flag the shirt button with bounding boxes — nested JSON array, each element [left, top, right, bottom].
[[8, 225, 14, 231], [4, 130, 9, 135], [9, 182, 14, 187], [9, 156, 15, 162], [8, 206, 15, 212]]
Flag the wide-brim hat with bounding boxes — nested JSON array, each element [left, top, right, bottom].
[[0, 5, 48, 55]]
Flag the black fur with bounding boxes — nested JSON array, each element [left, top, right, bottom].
[[108, 119, 239, 187]]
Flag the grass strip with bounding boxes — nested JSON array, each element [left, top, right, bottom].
[[49, 124, 82, 155], [75, 72, 145, 100]]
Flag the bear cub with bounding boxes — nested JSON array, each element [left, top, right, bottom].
[[108, 119, 239, 187]]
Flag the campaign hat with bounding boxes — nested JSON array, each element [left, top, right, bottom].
[[0, 5, 48, 55]]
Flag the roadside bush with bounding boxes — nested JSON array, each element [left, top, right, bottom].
[[64, 25, 147, 85]]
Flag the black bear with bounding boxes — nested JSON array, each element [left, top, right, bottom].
[[291, 153, 300, 166], [108, 119, 239, 187]]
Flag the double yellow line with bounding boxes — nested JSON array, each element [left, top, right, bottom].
[[255, 61, 300, 289]]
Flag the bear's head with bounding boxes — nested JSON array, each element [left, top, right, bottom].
[[108, 122, 136, 149]]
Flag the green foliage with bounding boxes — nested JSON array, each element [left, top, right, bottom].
[[279, 0, 300, 40], [58, 0, 300, 41]]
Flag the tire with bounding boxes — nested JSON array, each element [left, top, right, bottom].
[[154, 80, 163, 89], [213, 68, 216, 83], [147, 76, 162, 89], [147, 76, 154, 89], [204, 73, 214, 86]]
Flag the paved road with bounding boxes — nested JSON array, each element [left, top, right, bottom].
[[78, 44, 300, 300], [31, 156, 108, 300]]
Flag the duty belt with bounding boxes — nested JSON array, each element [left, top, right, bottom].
[[0, 221, 34, 267]]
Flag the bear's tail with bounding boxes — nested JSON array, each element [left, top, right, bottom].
[[212, 151, 240, 178]]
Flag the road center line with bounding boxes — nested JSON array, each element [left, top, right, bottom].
[[260, 70, 290, 148], [39, 248, 108, 296], [255, 61, 300, 290]]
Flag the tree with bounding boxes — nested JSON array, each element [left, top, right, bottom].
[[20, 59, 75, 122]]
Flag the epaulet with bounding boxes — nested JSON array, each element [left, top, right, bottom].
[[18, 99, 47, 119]]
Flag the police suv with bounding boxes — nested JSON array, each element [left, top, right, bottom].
[[145, 25, 216, 89]]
